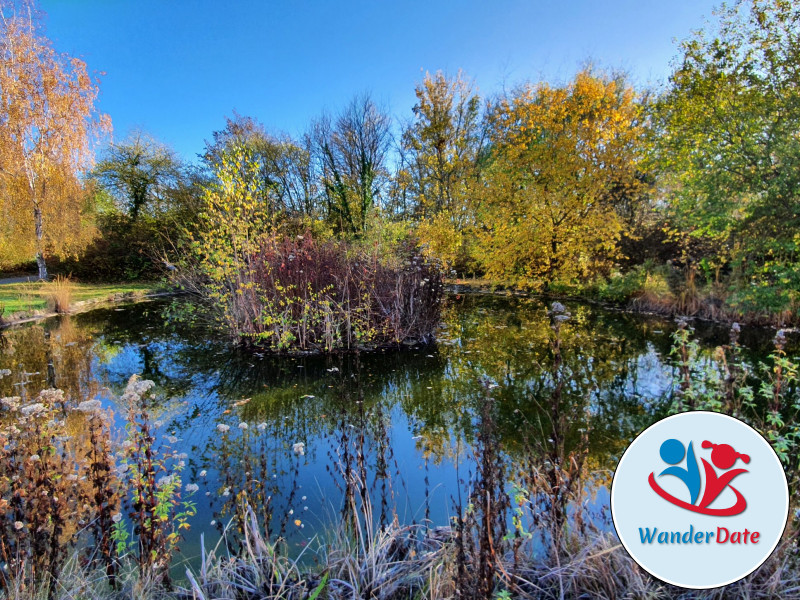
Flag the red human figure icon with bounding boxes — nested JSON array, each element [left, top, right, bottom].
[[698, 441, 750, 510]]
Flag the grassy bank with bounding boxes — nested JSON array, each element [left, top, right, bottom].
[[0, 281, 156, 322]]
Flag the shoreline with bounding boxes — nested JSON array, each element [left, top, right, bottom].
[[446, 281, 799, 331], [2, 280, 794, 335], [0, 290, 177, 329]]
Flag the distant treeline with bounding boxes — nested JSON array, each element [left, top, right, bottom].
[[1, 0, 798, 323]]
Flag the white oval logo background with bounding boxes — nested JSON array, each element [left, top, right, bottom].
[[611, 411, 789, 589]]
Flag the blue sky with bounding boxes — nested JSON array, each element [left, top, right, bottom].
[[41, 0, 720, 163]]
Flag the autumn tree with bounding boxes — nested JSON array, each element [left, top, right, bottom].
[[93, 131, 182, 220], [654, 0, 800, 312], [479, 69, 647, 288], [190, 143, 275, 335], [311, 94, 392, 236], [398, 71, 484, 270], [0, 2, 110, 277]]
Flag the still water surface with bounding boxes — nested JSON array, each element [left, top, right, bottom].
[[0, 294, 786, 562]]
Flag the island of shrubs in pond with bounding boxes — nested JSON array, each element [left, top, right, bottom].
[[174, 141, 445, 353]]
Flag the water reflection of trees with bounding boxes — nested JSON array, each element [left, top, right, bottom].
[[0, 296, 736, 478], [0, 317, 101, 401], [0, 296, 696, 485], [399, 296, 678, 471], [3, 295, 780, 563]]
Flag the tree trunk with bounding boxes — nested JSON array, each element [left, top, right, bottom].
[[546, 235, 559, 287], [34, 203, 48, 280], [36, 252, 47, 280]]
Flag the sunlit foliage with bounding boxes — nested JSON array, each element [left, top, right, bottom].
[[0, 1, 110, 277], [654, 0, 800, 317], [477, 69, 647, 289], [398, 71, 484, 271]]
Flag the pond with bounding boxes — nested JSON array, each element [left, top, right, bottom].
[[0, 293, 790, 568]]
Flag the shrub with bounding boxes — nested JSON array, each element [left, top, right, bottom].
[[0, 375, 193, 596], [669, 323, 800, 485], [0, 384, 119, 597], [45, 275, 73, 314], [727, 257, 800, 325], [116, 375, 196, 586], [194, 232, 444, 351], [186, 144, 443, 351], [54, 213, 171, 282], [595, 267, 647, 302]]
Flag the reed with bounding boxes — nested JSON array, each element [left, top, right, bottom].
[[45, 275, 73, 314]]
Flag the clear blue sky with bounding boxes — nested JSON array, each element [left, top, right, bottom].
[[41, 0, 719, 163]]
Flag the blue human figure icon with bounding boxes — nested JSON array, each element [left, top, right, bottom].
[[658, 438, 701, 505]]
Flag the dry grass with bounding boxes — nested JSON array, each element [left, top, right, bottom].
[[504, 532, 800, 600], [45, 275, 73, 314], [631, 269, 735, 323], [178, 502, 452, 600], [2, 500, 799, 599], [323, 481, 452, 598]]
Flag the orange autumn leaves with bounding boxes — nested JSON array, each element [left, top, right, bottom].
[[0, 2, 110, 274]]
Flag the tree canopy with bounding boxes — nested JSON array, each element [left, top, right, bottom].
[[93, 131, 182, 220], [654, 0, 800, 311], [311, 95, 392, 236], [397, 71, 484, 270], [477, 69, 647, 288], [204, 114, 319, 220], [0, 1, 109, 277]]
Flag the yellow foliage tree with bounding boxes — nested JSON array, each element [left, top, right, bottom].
[[479, 69, 646, 289], [189, 143, 280, 336], [0, 3, 110, 277], [399, 71, 483, 272]]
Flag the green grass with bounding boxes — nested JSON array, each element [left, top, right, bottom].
[[0, 281, 154, 319]]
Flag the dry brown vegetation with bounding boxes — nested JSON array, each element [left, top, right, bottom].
[[44, 275, 74, 314]]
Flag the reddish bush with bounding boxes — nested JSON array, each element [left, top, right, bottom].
[[219, 232, 443, 351]]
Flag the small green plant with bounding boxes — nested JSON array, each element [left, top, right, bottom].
[[504, 484, 533, 544], [308, 572, 328, 599], [116, 375, 197, 586], [667, 323, 800, 490]]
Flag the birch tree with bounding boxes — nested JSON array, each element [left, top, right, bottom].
[[0, 1, 110, 277]]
